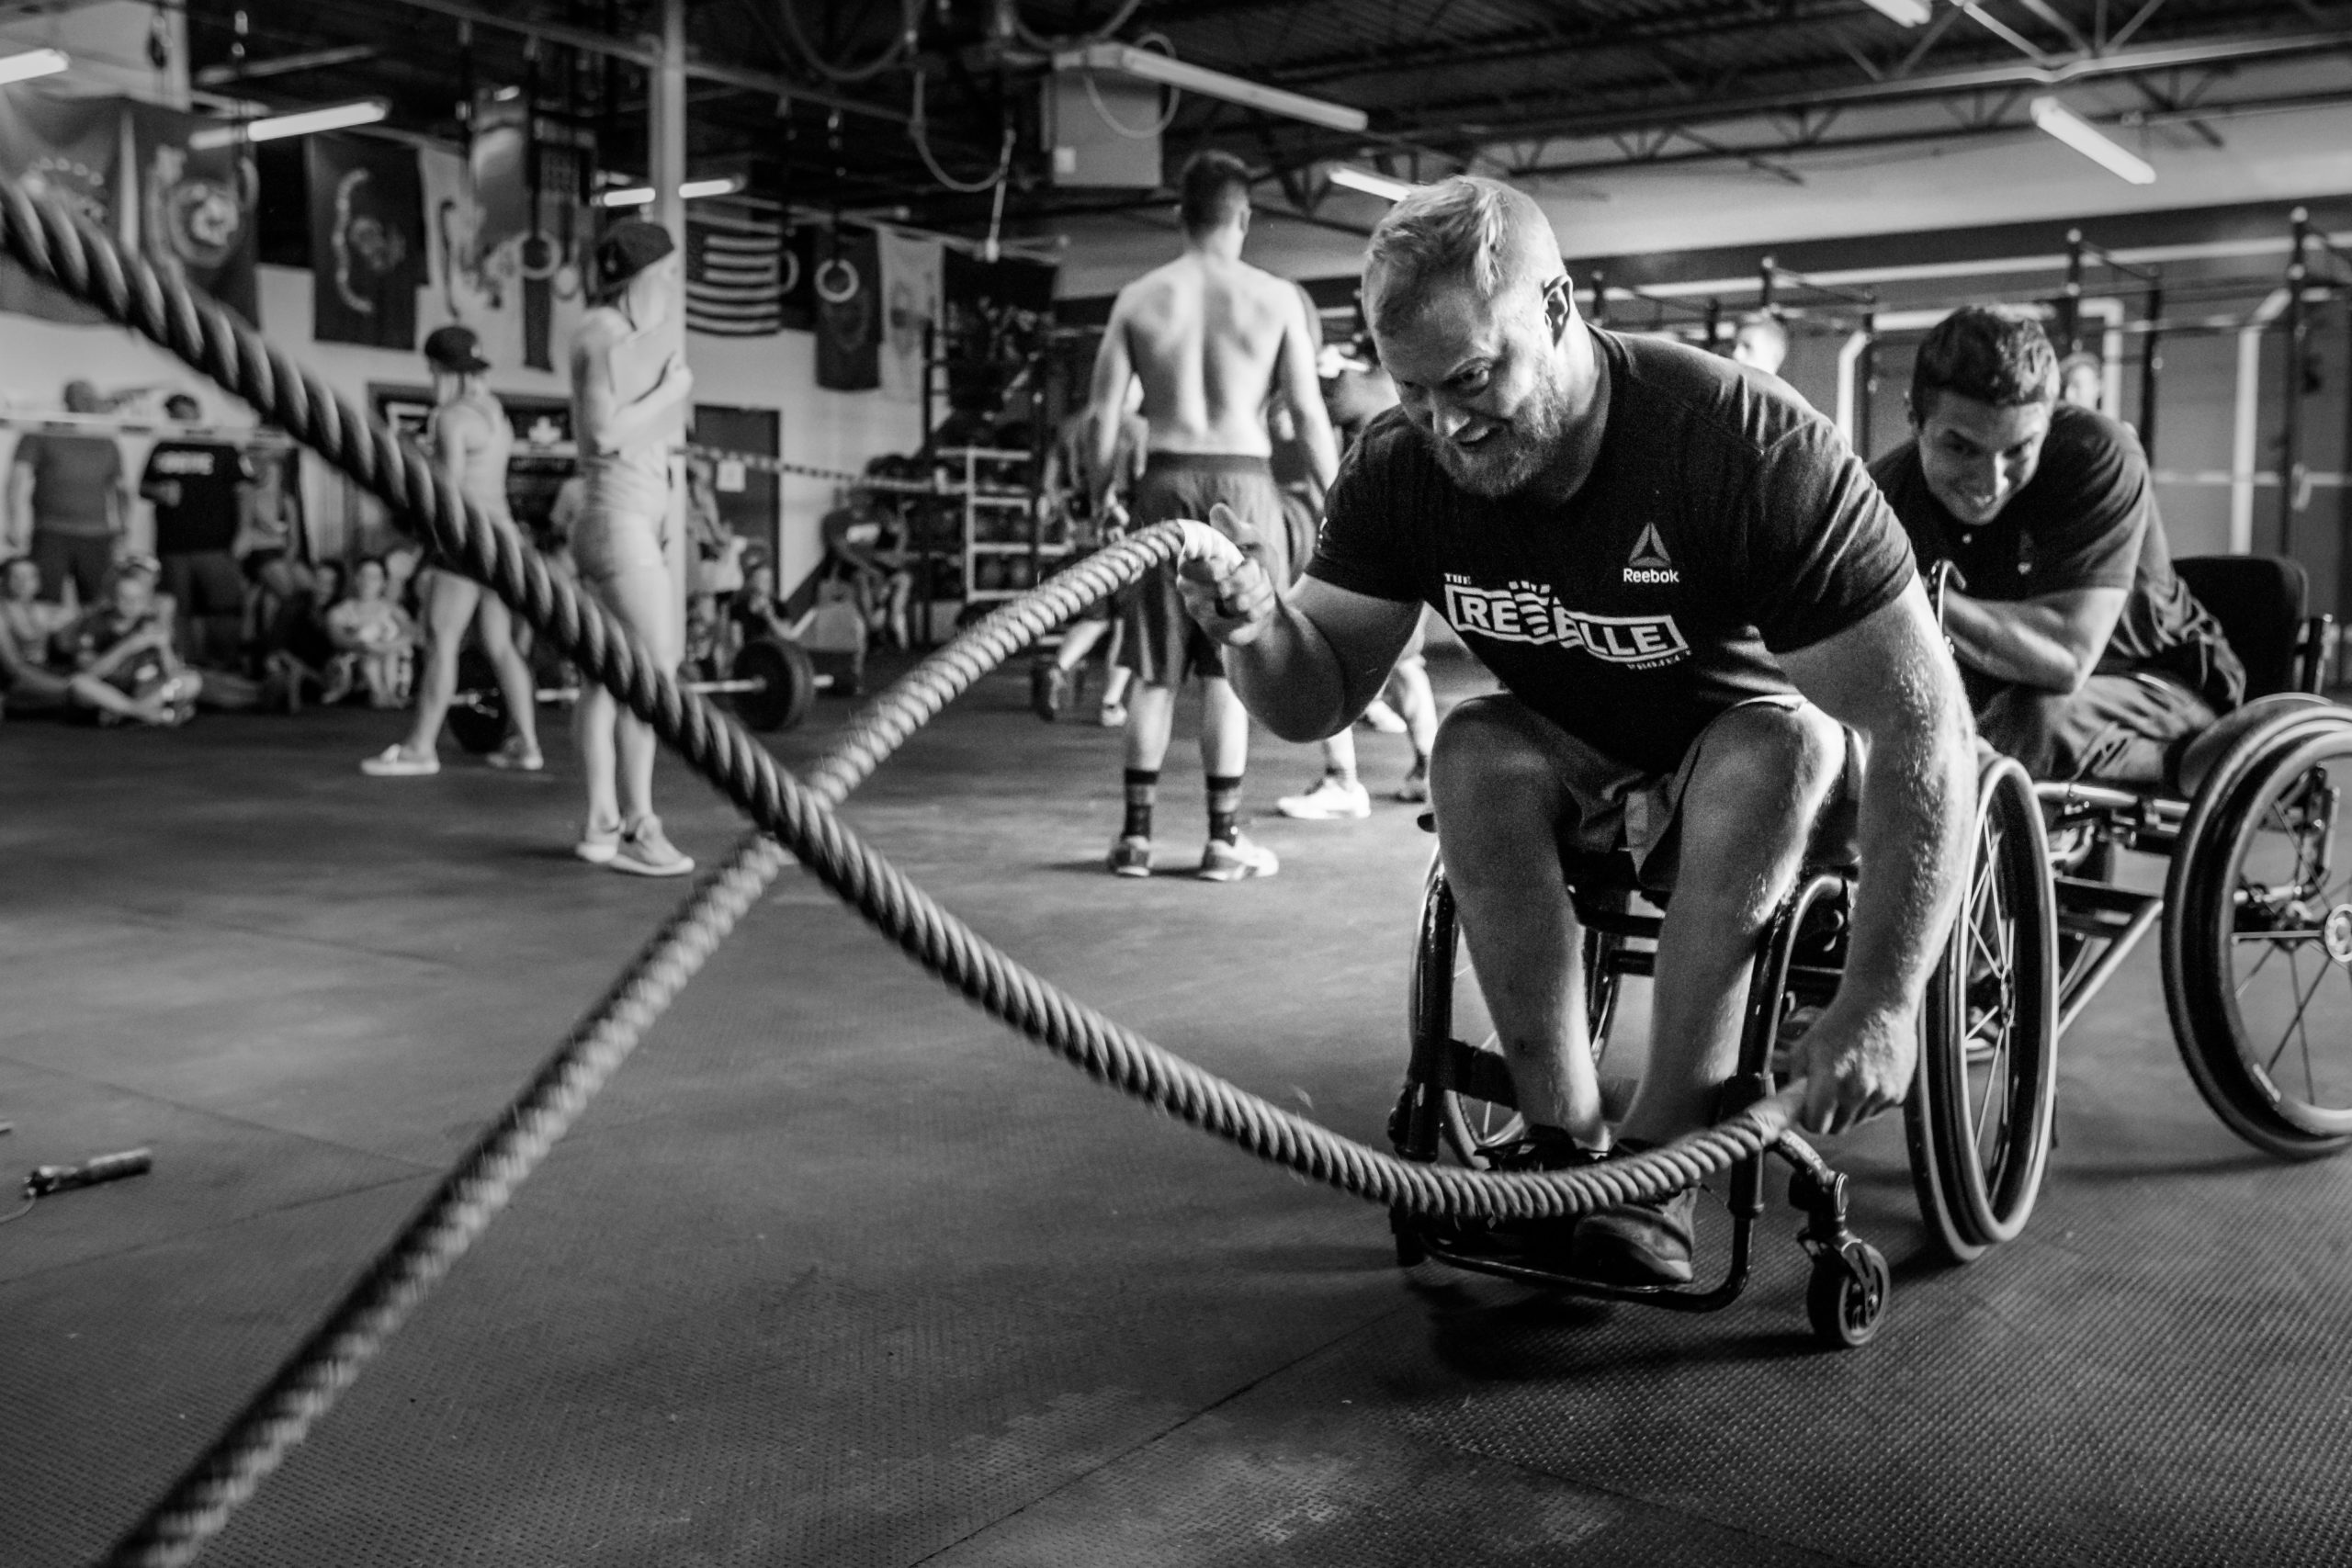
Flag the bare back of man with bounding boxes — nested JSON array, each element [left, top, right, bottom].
[[1086, 150, 1335, 886]]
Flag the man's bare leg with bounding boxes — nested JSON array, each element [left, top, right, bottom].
[[1427, 698, 1605, 1144], [1619, 703, 1844, 1145], [1124, 680, 1176, 772], [1199, 675, 1248, 777]]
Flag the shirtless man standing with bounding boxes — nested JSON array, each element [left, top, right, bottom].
[[568, 219, 696, 877], [1088, 151, 1338, 881]]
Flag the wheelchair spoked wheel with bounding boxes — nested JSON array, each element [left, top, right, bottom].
[[1408, 861, 1627, 1170], [1905, 754, 2059, 1263], [2166, 708, 2352, 1159]]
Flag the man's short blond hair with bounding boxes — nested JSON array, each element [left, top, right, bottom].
[[1363, 176, 1560, 330]]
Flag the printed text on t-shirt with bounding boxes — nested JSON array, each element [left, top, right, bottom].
[[1440, 576, 1691, 669]]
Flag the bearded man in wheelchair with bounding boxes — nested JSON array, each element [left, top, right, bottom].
[[1169, 176, 1979, 1290]]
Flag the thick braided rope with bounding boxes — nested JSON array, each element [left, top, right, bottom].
[[1, 188, 1805, 1565]]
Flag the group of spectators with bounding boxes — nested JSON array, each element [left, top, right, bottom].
[[0, 378, 425, 727]]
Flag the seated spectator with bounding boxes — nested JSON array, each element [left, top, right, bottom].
[[683, 592, 725, 684], [60, 555, 202, 725], [729, 558, 798, 655], [325, 557, 418, 709], [141, 393, 254, 665], [820, 477, 913, 650], [1871, 306, 2242, 784], [263, 559, 345, 711]]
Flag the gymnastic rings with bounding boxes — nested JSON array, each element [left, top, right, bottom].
[[816, 254, 860, 305], [514, 231, 564, 283], [778, 246, 802, 299]]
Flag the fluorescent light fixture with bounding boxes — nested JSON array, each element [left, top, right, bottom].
[[0, 47, 70, 85], [188, 98, 388, 150], [2030, 96, 2154, 185], [1055, 42, 1367, 134], [1859, 0, 1932, 25], [596, 175, 743, 208], [1327, 164, 1417, 202]]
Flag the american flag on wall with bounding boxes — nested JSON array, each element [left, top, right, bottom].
[[685, 216, 785, 337]]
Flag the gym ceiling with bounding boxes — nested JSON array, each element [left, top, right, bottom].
[[180, 0, 2351, 238]]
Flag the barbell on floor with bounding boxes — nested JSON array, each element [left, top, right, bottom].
[[445, 633, 820, 753]]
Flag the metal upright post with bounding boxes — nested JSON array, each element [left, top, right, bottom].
[[2284, 208, 2309, 558], [2062, 229, 2085, 354], [1856, 310, 1877, 458], [2138, 280, 2163, 460], [652, 0, 690, 619]]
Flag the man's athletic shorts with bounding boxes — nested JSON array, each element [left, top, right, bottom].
[[1122, 452, 1289, 685], [1444, 692, 1861, 894]]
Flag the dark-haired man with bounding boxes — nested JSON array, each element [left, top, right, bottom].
[[141, 392, 252, 664], [1084, 149, 1339, 882], [1871, 306, 2241, 784], [1171, 175, 1974, 1286]]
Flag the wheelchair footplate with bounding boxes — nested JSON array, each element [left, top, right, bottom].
[[1388, 1066, 1894, 1349]]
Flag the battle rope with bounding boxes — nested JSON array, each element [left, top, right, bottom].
[[0, 187, 1805, 1567]]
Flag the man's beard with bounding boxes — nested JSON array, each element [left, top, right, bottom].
[[1418, 371, 1576, 500]]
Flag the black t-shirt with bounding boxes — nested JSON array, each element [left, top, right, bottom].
[[142, 440, 252, 554], [1307, 329, 1917, 775], [1870, 404, 2243, 710]]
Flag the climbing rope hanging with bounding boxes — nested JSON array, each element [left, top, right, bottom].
[[0, 186, 1804, 1568]]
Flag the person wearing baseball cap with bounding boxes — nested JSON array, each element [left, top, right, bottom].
[[563, 216, 695, 876], [362, 321, 545, 778]]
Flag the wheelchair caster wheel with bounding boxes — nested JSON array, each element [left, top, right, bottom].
[[1806, 1242, 1890, 1348]]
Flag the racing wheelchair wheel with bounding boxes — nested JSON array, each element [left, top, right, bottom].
[[1904, 752, 2059, 1263], [2165, 706, 2352, 1159]]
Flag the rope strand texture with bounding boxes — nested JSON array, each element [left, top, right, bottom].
[[0, 186, 1804, 1568]]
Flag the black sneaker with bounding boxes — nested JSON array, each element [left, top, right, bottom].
[[1444, 1126, 1607, 1265], [1572, 1142, 1698, 1286]]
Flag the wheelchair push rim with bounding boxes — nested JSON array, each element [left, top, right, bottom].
[[1906, 754, 2059, 1258], [2169, 714, 2352, 1155]]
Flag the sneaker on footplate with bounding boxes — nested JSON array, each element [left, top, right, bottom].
[[1108, 835, 1153, 877], [1277, 775, 1372, 820], [1440, 1126, 1606, 1264], [1198, 833, 1279, 883], [610, 815, 694, 877], [1573, 1156, 1699, 1287]]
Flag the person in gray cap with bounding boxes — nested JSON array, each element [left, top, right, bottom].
[[566, 218, 695, 876], [363, 322, 544, 776]]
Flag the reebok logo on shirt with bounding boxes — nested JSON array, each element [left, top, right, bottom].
[[1442, 576, 1690, 669], [1623, 524, 1679, 584]]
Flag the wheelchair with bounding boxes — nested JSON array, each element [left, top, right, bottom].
[[1386, 742, 2061, 1348], [2032, 554, 2352, 1161]]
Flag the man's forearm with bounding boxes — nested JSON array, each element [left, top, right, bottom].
[[1224, 600, 1353, 743], [1944, 592, 2086, 692], [1840, 695, 1975, 1019]]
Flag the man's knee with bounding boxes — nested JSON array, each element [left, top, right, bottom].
[[1430, 696, 1560, 827], [1680, 704, 1845, 859]]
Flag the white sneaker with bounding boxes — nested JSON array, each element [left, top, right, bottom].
[[575, 818, 621, 864], [1276, 776, 1372, 820], [1358, 698, 1408, 734], [610, 814, 694, 877], [1199, 833, 1279, 883], [360, 745, 439, 777]]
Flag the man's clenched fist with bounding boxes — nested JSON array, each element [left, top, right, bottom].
[[1173, 503, 1280, 648]]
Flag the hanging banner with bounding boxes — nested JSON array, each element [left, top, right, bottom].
[[306, 133, 424, 351], [876, 227, 942, 404], [419, 145, 520, 370], [813, 227, 879, 392], [778, 226, 814, 333], [127, 103, 259, 323], [686, 215, 783, 337], [0, 90, 123, 324], [468, 93, 532, 264]]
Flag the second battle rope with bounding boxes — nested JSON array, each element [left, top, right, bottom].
[[0, 186, 1804, 1568]]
